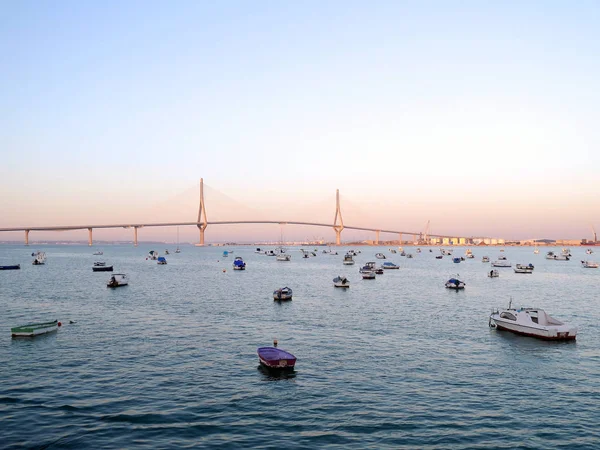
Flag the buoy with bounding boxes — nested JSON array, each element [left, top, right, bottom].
[[58, 322, 62, 327], [222, 269, 226, 272], [273, 339, 278, 347]]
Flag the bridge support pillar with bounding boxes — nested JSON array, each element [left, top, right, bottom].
[[334, 228, 342, 246], [134, 226, 139, 247], [25, 230, 30, 246], [196, 178, 208, 246], [333, 188, 344, 246], [198, 226, 207, 246], [375, 230, 380, 245], [88, 228, 93, 246]]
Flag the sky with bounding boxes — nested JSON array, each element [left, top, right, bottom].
[[1, 1, 599, 243]]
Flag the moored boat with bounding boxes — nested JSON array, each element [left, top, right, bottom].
[[233, 257, 246, 270], [92, 265, 113, 272], [333, 276, 350, 288], [488, 269, 499, 278], [32, 251, 46, 265], [362, 271, 376, 279], [482, 256, 490, 263], [273, 287, 293, 301], [586, 249, 593, 255], [93, 251, 103, 256], [581, 260, 599, 268], [257, 344, 296, 371], [157, 256, 167, 265], [342, 253, 355, 265], [375, 253, 386, 259], [489, 300, 577, 341], [382, 261, 399, 269], [453, 257, 461, 263], [445, 276, 465, 289], [492, 260, 512, 267], [11, 320, 59, 337], [0, 264, 20, 270], [514, 263, 534, 273], [276, 253, 291, 261], [107, 274, 128, 288]]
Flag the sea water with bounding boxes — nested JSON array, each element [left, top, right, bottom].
[[1, 245, 599, 449]]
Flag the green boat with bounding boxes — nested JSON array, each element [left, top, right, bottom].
[[11, 320, 58, 337]]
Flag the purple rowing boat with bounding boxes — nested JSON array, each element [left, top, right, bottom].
[[257, 347, 296, 370]]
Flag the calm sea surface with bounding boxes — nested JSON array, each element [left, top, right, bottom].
[[1, 244, 599, 449]]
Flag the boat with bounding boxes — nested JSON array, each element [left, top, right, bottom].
[[107, 274, 128, 288], [382, 262, 399, 269], [375, 253, 386, 259], [157, 256, 167, 265], [342, 253, 355, 265], [389, 249, 397, 254], [514, 263, 534, 274], [276, 253, 291, 261], [586, 249, 593, 255], [465, 249, 474, 258], [323, 248, 338, 255], [482, 256, 490, 263], [416, 248, 422, 253], [164, 250, 170, 255], [92, 265, 113, 272], [406, 253, 413, 259], [0, 264, 20, 270], [497, 255, 507, 261], [362, 271, 376, 279], [492, 260, 512, 267], [255, 248, 263, 254], [489, 300, 577, 340], [11, 320, 59, 338], [435, 255, 443, 259], [148, 251, 158, 260], [32, 251, 46, 265], [581, 260, 599, 268], [453, 257, 461, 263], [333, 276, 350, 288], [487, 269, 499, 278], [347, 249, 359, 256], [233, 257, 246, 270], [264, 250, 276, 256], [175, 227, 181, 253], [257, 344, 296, 371], [222, 251, 229, 257], [93, 251, 103, 256], [549, 252, 570, 261], [273, 287, 293, 301], [561, 248, 572, 257], [533, 243, 539, 254], [445, 276, 465, 290], [400, 251, 406, 256], [94, 261, 106, 266]]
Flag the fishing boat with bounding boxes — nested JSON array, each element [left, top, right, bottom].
[[257, 344, 296, 371], [382, 262, 399, 269], [375, 253, 386, 259], [233, 257, 246, 270], [362, 271, 376, 279], [482, 256, 490, 263], [333, 276, 350, 288], [581, 260, 599, 268], [487, 269, 499, 278], [489, 300, 577, 341], [11, 320, 59, 338], [492, 260, 512, 267], [273, 287, 293, 301], [107, 274, 128, 288], [92, 264, 113, 272], [32, 251, 46, 265], [276, 253, 291, 261], [157, 256, 167, 265], [0, 264, 20, 270], [445, 276, 465, 290], [514, 263, 534, 273], [342, 253, 355, 265]]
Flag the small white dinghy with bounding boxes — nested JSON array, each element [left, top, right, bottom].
[[107, 274, 128, 288], [273, 287, 293, 301], [489, 300, 577, 341], [276, 254, 291, 261], [333, 276, 350, 288], [492, 260, 512, 268], [362, 271, 376, 279], [581, 260, 599, 268]]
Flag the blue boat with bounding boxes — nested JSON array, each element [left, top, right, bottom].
[[223, 251, 229, 257], [157, 257, 167, 265], [0, 264, 20, 270], [453, 257, 461, 263], [382, 262, 399, 269], [233, 257, 246, 270]]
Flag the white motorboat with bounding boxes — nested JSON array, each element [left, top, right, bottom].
[[264, 250, 276, 256], [465, 249, 474, 258], [93, 251, 103, 256], [487, 269, 499, 278], [492, 260, 512, 267], [276, 254, 291, 261], [514, 263, 534, 274], [273, 287, 293, 301], [586, 249, 593, 255], [342, 254, 355, 265], [482, 256, 490, 263], [32, 251, 46, 265], [581, 260, 599, 268], [489, 300, 577, 341], [375, 253, 386, 259], [362, 271, 376, 279], [107, 274, 128, 288], [497, 255, 507, 261], [445, 276, 465, 290], [561, 248, 572, 257], [255, 248, 263, 254], [333, 276, 350, 288], [545, 251, 556, 260]]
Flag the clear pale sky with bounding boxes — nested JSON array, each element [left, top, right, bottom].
[[1, 1, 598, 243]]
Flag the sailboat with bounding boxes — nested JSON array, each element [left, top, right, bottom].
[[533, 242, 539, 254], [175, 227, 181, 253]]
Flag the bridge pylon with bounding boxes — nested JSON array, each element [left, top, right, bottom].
[[196, 178, 208, 246], [333, 189, 344, 245]]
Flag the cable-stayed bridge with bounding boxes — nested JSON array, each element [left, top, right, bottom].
[[0, 179, 500, 246]]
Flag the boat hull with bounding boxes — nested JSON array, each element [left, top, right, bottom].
[[0, 265, 20, 270], [11, 320, 58, 338], [93, 266, 114, 272], [257, 347, 296, 371], [493, 322, 577, 340]]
